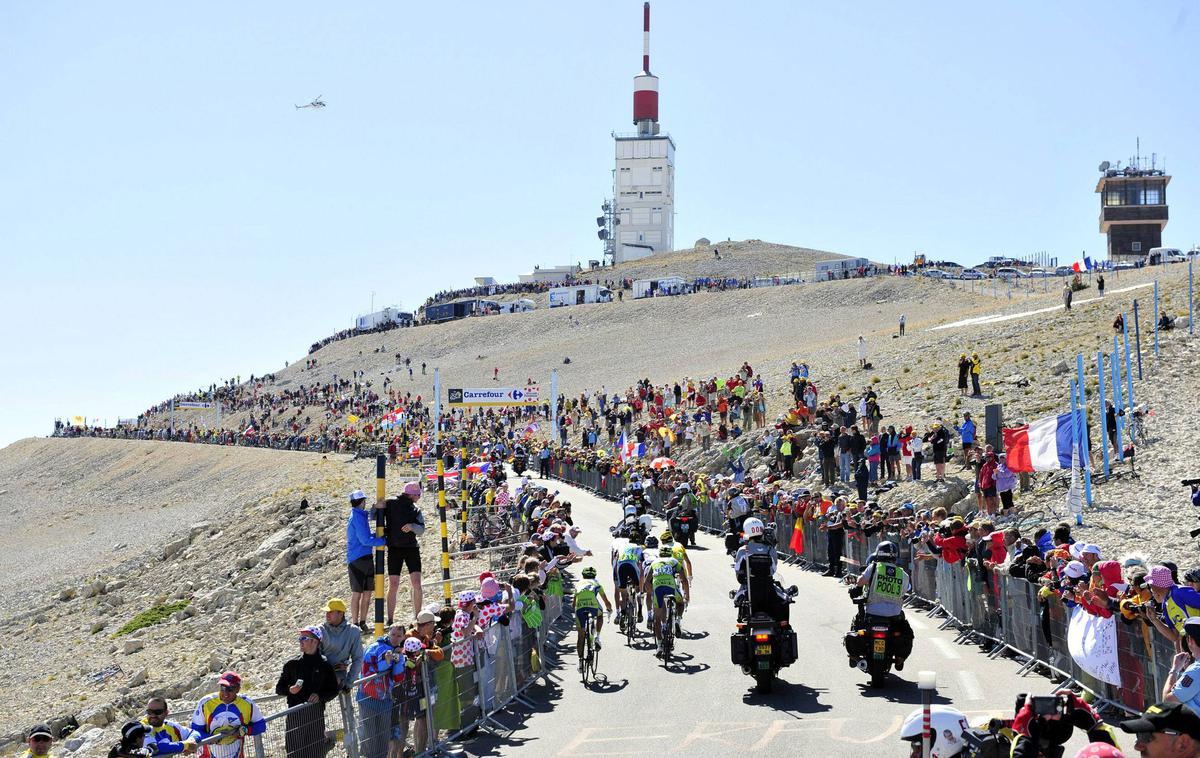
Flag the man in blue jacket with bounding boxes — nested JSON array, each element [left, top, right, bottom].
[[953, 412, 976, 466], [346, 489, 386, 633]]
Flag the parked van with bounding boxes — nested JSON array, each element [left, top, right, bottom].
[[995, 267, 1023, 280], [1147, 247, 1183, 266]]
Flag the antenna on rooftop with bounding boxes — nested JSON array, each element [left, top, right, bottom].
[[1098, 161, 1110, 173]]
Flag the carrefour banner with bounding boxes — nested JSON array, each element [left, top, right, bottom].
[[448, 387, 540, 406]]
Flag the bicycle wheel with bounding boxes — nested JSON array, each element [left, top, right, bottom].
[[581, 619, 594, 683], [587, 620, 600, 681], [662, 600, 675, 665]]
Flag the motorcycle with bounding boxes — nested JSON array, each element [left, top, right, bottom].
[[729, 556, 798, 693], [844, 587, 902, 687], [668, 506, 698, 547]]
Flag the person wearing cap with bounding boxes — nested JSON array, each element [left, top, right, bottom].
[[1147, 566, 1200, 645], [274, 626, 338, 758], [953, 412, 977, 467], [357, 624, 407, 758], [346, 490, 386, 632], [1161, 618, 1200, 717], [22, 724, 53, 758], [1120, 701, 1200, 756], [320, 598, 365, 691], [382, 481, 426, 624], [109, 721, 155, 758], [141, 697, 199, 755], [1008, 690, 1121, 757], [189, 671, 266, 758]]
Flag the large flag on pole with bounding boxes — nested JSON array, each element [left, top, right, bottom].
[[1002, 414, 1075, 472], [788, 516, 805, 555]]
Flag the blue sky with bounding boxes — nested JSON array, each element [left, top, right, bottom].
[[1, 1, 1196, 446]]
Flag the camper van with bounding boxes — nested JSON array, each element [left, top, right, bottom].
[[548, 284, 613, 308], [632, 276, 687, 299]]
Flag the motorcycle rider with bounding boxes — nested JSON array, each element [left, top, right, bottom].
[[724, 486, 752, 554], [849, 540, 913, 670], [612, 504, 641, 540], [667, 484, 699, 547], [732, 517, 792, 624]]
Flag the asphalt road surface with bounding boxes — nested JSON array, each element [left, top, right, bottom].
[[462, 474, 1100, 758]]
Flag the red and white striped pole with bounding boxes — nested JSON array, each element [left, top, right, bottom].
[[642, 2, 650, 72], [918, 670, 937, 758]]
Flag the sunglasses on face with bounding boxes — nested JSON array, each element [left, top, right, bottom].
[[298, 636, 317, 643], [1135, 729, 1182, 745], [31, 736, 51, 743], [146, 708, 166, 716], [219, 685, 237, 692]]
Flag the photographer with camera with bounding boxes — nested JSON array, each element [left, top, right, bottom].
[[1007, 691, 1120, 758]]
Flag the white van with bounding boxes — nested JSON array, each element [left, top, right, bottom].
[[995, 267, 1023, 280], [1147, 247, 1183, 266]]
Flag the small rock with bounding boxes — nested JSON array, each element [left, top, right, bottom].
[[129, 668, 148, 687], [1049, 360, 1070, 376], [65, 727, 104, 753], [123, 639, 144, 655], [58, 587, 77, 602], [90, 620, 107, 634], [77, 704, 115, 728], [106, 579, 126, 592], [162, 536, 190, 560]]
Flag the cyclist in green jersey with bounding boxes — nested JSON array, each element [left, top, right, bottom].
[[640, 545, 690, 656], [660, 531, 692, 636], [574, 567, 612, 671]]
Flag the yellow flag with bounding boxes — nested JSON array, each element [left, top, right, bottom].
[[71, 416, 86, 427], [348, 414, 359, 424]]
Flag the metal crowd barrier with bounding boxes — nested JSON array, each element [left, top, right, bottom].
[[544, 462, 1181, 713]]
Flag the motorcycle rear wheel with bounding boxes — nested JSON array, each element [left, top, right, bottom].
[[754, 671, 774, 693]]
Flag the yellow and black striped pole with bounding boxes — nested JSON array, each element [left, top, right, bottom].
[[373, 453, 387, 637], [433, 369, 452, 603]]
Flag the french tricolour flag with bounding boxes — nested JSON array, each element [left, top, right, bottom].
[[1003, 413, 1076, 473], [1071, 256, 1094, 273]]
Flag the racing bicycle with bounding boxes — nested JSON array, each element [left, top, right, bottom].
[[580, 613, 601, 683]]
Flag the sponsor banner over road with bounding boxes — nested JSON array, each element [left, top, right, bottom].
[[447, 387, 540, 406]]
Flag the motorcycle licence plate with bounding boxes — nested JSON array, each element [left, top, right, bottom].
[[755, 644, 772, 656], [873, 639, 887, 654], [757, 661, 772, 670]]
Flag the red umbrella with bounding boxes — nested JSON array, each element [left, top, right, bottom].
[[650, 456, 676, 470]]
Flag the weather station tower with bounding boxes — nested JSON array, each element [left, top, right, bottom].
[[602, 3, 675, 265], [1095, 144, 1170, 263]]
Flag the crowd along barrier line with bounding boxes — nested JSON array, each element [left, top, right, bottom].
[[544, 460, 1171, 714]]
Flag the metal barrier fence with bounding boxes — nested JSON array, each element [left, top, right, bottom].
[[546, 460, 1178, 715], [229, 585, 570, 756]]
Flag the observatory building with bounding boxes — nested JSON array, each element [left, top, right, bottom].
[[605, 3, 675, 264], [1095, 153, 1170, 263]]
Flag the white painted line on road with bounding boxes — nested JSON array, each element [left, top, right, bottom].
[[559, 726, 672, 756], [930, 282, 1153, 330], [931, 637, 962, 659], [675, 722, 762, 750], [957, 670, 984, 701], [908, 615, 928, 632]]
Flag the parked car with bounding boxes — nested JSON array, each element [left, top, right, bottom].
[[958, 269, 985, 280], [1026, 268, 1053, 278], [1055, 266, 1074, 277], [921, 268, 949, 279], [1113, 262, 1137, 270], [995, 267, 1023, 280]]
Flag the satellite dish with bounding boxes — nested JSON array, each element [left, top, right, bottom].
[[596, 216, 606, 227], [1098, 161, 1111, 172]]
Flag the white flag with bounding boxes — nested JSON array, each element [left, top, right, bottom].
[[1067, 606, 1121, 685]]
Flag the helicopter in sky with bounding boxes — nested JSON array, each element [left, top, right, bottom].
[[295, 96, 326, 110]]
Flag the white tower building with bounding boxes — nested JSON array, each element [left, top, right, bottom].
[[612, 3, 674, 264]]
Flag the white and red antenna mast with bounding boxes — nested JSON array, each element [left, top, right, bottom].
[[632, 2, 659, 134]]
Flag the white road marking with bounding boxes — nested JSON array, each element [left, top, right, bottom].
[[559, 726, 673, 756], [931, 637, 962, 659], [908, 615, 928, 631], [931, 282, 1153, 330], [957, 670, 985, 701]]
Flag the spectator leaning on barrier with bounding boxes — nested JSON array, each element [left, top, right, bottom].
[[1162, 618, 1200, 713], [358, 624, 406, 758], [275, 626, 339, 758], [1148, 565, 1200, 646], [383, 481, 426, 624], [320, 598, 364, 691], [190, 671, 266, 758], [22, 724, 53, 758], [141, 697, 198, 755], [346, 490, 386, 632]]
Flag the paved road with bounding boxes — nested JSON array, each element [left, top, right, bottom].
[[463, 474, 1099, 758]]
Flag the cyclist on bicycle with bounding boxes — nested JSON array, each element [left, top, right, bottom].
[[640, 544, 690, 657], [613, 532, 645, 624], [660, 531, 692, 635], [642, 536, 660, 629], [574, 566, 613, 672]]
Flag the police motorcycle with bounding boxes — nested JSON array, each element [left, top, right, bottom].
[[728, 517, 798, 693], [665, 484, 699, 547], [843, 540, 914, 687], [510, 444, 528, 475]]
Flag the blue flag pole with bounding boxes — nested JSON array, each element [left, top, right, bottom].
[[1154, 280, 1160, 357], [1097, 352, 1110, 478], [1069, 380, 1084, 524], [1122, 313, 1136, 441], [1074, 355, 1093, 507], [1111, 339, 1125, 462]]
